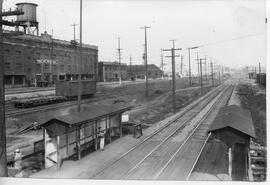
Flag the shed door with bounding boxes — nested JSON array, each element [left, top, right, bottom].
[[232, 143, 247, 181], [44, 129, 58, 168]]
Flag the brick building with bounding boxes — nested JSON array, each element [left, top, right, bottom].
[[127, 64, 162, 79], [3, 31, 98, 88], [98, 61, 127, 82]]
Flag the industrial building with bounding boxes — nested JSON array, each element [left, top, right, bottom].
[[2, 2, 98, 88], [98, 61, 127, 82], [127, 64, 162, 80]]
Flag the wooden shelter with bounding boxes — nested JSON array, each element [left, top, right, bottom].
[[208, 105, 255, 180], [40, 105, 130, 169]]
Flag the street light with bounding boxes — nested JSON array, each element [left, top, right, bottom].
[[186, 45, 202, 86]]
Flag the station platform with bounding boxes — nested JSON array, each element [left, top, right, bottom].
[[31, 103, 185, 179]]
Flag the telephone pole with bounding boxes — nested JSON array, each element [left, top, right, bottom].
[[163, 40, 181, 114], [204, 56, 207, 79], [180, 55, 183, 75], [70, 22, 79, 41], [0, 0, 7, 177], [196, 52, 200, 80], [221, 66, 224, 83], [259, 62, 261, 84], [160, 49, 164, 79], [50, 29, 54, 84], [210, 57, 215, 87], [196, 57, 206, 96], [140, 26, 151, 97], [187, 46, 200, 87], [129, 55, 132, 79], [218, 66, 221, 85], [0, 1, 24, 176], [77, 0, 83, 115], [117, 37, 122, 84]]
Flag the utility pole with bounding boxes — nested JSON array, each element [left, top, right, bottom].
[[187, 46, 200, 87], [70, 22, 79, 41], [210, 57, 215, 87], [129, 55, 132, 80], [196, 57, 206, 96], [50, 29, 54, 84], [140, 26, 151, 97], [218, 66, 221, 85], [163, 40, 181, 114], [196, 52, 200, 80], [77, 0, 82, 115], [259, 62, 261, 84], [204, 56, 207, 79], [160, 49, 164, 79], [0, 1, 24, 176], [180, 55, 183, 75], [0, 0, 7, 177], [221, 66, 224, 84], [117, 37, 122, 84]]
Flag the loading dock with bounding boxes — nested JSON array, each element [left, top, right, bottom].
[[40, 105, 130, 169]]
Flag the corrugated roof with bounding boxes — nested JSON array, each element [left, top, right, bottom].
[[42, 104, 130, 127], [208, 105, 255, 138]]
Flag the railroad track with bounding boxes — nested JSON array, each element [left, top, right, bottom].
[[90, 81, 234, 180], [5, 82, 211, 118]]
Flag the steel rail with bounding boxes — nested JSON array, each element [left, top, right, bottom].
[[124, 85, 229, 177], [184, 84, 235, 180], [185, 132, 211, 180], [92, 82, 229, 178], [152, 86, 232, 180], [5, 82, 220, 117], [154, 85, 234, 180]]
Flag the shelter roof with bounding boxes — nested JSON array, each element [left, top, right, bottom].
[[208, 105, 255, 138], [41, 104, 130, 127]]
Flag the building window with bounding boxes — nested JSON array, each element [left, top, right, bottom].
[[15, 63, 22, 71], [4, 49, 10, 55], [68, 65, 72, 72], [60, 65, 65, 72], [44, 63, 50, 70], [16, 50, 22, 55], [4, 62, 11, 71]]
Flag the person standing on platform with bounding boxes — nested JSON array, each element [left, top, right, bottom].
[[98, 127, 105, 151]]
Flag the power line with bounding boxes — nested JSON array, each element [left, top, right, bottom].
[[201, 33, 264, 47]]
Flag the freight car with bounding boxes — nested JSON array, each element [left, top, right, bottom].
[[13, 80, 97, 108], [248, 72, 257, 79], [56, 80, 96, 99], [256, 73, 266, 86]]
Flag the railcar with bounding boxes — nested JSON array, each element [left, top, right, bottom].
[[55, 80, 96, 99], [13, 80, 97, 108], [256, 73, 266, 86]]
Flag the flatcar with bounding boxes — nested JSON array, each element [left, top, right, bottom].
[[13, 80, 97, 108]]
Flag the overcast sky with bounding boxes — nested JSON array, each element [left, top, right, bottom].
[[3, 0, 266, 73]]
